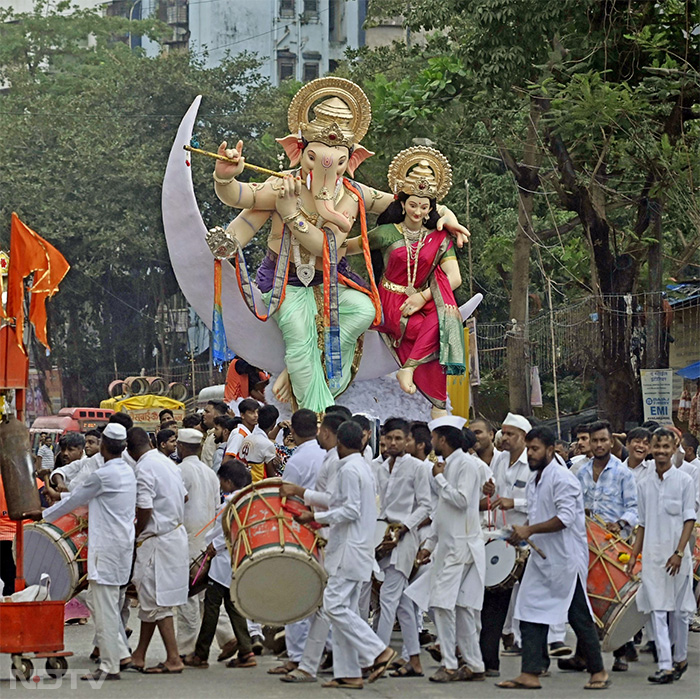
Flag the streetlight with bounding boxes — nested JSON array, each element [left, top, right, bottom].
[[127, 0, 143, 50]]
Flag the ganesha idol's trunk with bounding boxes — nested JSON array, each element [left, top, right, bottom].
[[311, 171, 353, 234]]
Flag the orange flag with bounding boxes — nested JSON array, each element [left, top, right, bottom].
[[6, 213, 70, 351]]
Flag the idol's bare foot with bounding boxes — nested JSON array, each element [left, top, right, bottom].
[[430, 406, 447, 420], [273, 369, 293, 402], [397, 367, 417, 394]]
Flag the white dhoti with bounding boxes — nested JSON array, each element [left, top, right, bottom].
[[90, 582, 130, 675], [133, 528, 188, 622]]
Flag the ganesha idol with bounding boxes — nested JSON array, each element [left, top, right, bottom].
[[164, 78, 472, 415]]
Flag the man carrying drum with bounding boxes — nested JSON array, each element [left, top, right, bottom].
[[565, 420, 638, 673], [497, 426, 609, 691], [42, 423, 137, 681]]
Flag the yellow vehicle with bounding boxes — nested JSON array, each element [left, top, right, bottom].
[[100, 394, 185, 432]]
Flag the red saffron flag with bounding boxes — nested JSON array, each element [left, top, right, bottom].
[[5, 213, 70, 351]]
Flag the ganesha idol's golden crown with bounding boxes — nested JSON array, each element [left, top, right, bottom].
[[287, 77, 371, 150], [387, 146, 453, 202]]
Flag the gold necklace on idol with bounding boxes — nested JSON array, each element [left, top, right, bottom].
[[400, 223, 428, 296]]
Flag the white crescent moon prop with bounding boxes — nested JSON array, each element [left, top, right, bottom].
[[162, 96, 483, 379]]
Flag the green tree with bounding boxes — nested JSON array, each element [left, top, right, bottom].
[[0, 1, 287, 404], [359, 0, 700, 428]]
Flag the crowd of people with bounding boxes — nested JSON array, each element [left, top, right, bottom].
[[2, 402, 698, 690]]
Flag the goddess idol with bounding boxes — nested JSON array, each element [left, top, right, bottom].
[[346, 147, 464, 419], [206, 78, 468, 413]]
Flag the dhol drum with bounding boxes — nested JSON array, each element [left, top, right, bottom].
[[484, 533, 529, 590], [222, 478, 327, 625], [586, 516, 649, 651], [189, 550, 212, 597], [22, 507, 88, 601]]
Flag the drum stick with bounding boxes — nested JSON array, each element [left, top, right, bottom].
[[524, 537, 547, 559], [192, 552, 210, 585], [184, 145, 285, 178]]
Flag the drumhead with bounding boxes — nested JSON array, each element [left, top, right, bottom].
[[601, 593, 649, 652], [484, 539, 517, 589], [231, 548, 327, 625], [22, 524, 79, 600]]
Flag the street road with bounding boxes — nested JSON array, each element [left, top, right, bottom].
[[1, 614, 698, 697]]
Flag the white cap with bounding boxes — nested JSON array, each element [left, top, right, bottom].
[[177, 428, 203, 444], [428, 415, 467, 432], [103, 423, 127, 441], [502, 412, 532, 434]]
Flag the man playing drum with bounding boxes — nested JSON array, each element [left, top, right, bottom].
[[292, 421, 396, 689], [42, 423, 137, 681], [568, 420, 638, 672], [497, 426, 609, 691]]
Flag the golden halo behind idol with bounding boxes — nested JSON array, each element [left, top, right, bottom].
[[387, 146, 453, 202]]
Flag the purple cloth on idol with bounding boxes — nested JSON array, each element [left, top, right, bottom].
[[255, 250, 368, 293]]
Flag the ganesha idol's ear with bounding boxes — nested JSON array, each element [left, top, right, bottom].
[[276, 134, 303, 166], [346, 145, 374, 177]]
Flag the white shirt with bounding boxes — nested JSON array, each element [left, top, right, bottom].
[[135, 449, 187, 540], [677, 459, 700, 514], [636, 466, 696, 614], [179, 454, 221, 556], [206, 492, 236, 587], [43, 457, 136, 585], [569, 454, 588, 475], [239, 426, 277, 481], [38, 444, 55, 471], [314, 453, 376, 581], [622, 457, 654, 486], [490, 447, 532, 526], [201, 429, 216, 468], [283, 439, 325, 490], [375, 453, 432, 577], [515, 460, 589, 626], [225, 424, 251, 458], [477, 447, 501, 469], [304, 447, 340, 510], [52, 453, 102, 490]]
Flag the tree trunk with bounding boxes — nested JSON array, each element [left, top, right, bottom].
[[502, 103, 541, 416], [645, 199, 664, 369]]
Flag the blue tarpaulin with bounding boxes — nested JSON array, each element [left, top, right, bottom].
[[677, 361, 700, 380]]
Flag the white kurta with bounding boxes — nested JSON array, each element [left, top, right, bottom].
[[314, 453, 376, 582], [179, 454, 220, 557], [206, 493, 236, 587], [490, 448, 532, 526], [283, 439, 326, 490], [134, 449, 189, 608], [635, 466, 696, 614], [304, 447, 340, 511], [514, 460, 589, 626], [677, 460, 700, 514], [43, 457, 136, 585], [375, 453, 432, 578], [425, 450, 484, 610], [201, 429, 217, 468], [52, 452, 102, 490]]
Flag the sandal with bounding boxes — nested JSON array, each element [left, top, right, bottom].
[[430, 666, 462, 683], [268, 661, 297, 675], [390, 664, 424, 678], [367, 649, 397, 683], [182, 654, 209, 669], [495, 679, 542, 689], [321, 678, 363, 689], [280, 669, 317, 683], [143, 662, 184, 674], [227, 652, 256, 668], [584, 678, 611, 690]]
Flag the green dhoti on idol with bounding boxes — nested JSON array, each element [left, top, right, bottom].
[[205, 78, 468, 413]]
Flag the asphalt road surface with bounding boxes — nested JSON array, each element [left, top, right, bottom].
[[1, 614, 698, 697]]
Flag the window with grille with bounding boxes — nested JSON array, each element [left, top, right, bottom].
[[303, 62, 319, 81], [279, 0, 295, 18]]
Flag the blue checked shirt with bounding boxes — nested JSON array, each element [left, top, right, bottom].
[[576, 454, 638, 527]]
